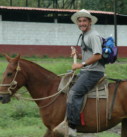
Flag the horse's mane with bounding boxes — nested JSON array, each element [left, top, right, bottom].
[[19, 58, 59, 77]]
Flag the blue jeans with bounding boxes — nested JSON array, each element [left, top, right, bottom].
[[67, 70, 104, 126]]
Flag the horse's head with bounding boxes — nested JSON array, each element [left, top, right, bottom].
[[0, 55, 21, 104]]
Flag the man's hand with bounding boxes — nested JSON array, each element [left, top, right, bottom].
[[71, 47, 78, 57], [72, 63, 83, 70]]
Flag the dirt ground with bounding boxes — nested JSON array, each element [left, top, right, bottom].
[[78, 124, 121, 137]]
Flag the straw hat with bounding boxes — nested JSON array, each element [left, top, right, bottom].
[[71, 9, 98, 25]]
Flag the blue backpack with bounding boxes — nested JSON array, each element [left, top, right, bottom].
[[100, 36, 118, 65], [77, 34, 118, 65]]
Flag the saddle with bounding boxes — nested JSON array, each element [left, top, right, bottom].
[[58, 72, 108, 99]]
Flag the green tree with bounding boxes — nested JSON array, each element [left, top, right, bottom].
[[0, 0, 127, 14], [81, 0, 127, 14]]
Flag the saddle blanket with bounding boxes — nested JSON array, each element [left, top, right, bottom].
[[58, 72, 108, 98]]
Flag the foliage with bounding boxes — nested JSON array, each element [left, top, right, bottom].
[[0, 0, 127, 14], [80, 0, 127, 14]]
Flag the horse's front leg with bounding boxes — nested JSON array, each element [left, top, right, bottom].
[[121, 118, 127, 137]]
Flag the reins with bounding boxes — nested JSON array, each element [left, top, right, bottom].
[[14, 71, 76, 101]]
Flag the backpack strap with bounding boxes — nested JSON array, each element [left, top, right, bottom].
[[76, 33, 106, 66], [76, 33, 82, 46], [76, 33, 92, 52]]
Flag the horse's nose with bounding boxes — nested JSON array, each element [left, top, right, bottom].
[[0, 94, 10, 104]]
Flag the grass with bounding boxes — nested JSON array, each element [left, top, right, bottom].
[[0, 99, 47, 137], [97, 132, 120, 137], [105, 63, 127, 79], [0, 56, 126, 137], [0, 126, 45, 137]]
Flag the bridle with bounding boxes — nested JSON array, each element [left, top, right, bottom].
[[0, 63, 21, 95]]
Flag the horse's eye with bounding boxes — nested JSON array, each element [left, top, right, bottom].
[[7, 72, 13, 77]]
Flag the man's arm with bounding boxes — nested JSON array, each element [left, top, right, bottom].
[[72, 54, 102, 70], [84, 53, 102, 65]]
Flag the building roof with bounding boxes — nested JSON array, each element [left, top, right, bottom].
[[1, 6, 126, 25], [0, 6, 115, 15]]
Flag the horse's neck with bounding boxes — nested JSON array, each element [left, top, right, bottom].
[[20, 60, 66, 125], [20, 60, 61, 100]]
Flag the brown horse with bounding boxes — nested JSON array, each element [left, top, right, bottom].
[[0, 55, 127, 137]]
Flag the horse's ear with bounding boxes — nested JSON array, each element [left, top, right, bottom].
[[4, 54, 12, 63], [4, 54, 20, 63], [12, 54, 20, 64]]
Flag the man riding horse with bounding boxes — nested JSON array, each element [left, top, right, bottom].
[[54, 9, 105, 137]]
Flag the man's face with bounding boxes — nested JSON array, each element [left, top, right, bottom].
[[77, 17, 92, 32]]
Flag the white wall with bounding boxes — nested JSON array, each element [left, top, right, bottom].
[[0, 15, 2, 44], [0, 20, 126, 46]]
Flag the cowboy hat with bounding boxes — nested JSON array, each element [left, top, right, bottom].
[[71, 9, 98, 25]]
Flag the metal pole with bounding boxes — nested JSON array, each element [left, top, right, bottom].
[[114, 0, 117, 46]]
